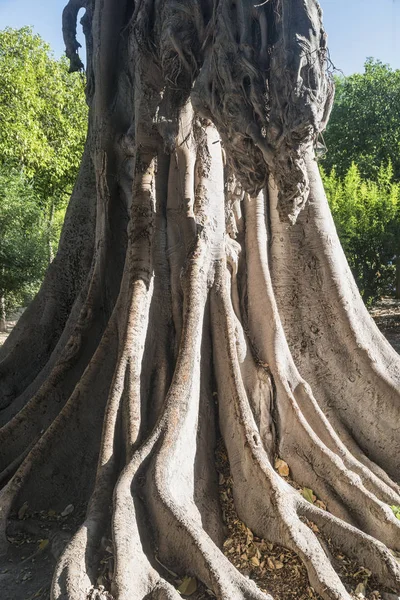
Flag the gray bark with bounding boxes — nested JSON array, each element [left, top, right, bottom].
[[0, 2, 399, 600], [0, 295, 6, 333]]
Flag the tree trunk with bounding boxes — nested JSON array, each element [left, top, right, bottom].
[[0, 295, 6, 333], [0, 2, 399, 600], [396, 257, 400, 299], [47, 197, 55, 264]]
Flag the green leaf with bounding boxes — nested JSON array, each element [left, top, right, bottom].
[[301, 488, 316, 504], [390, 505, 400, 520], [177, 576, 197, 596]]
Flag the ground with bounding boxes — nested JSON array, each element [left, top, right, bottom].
[[1, 299, 400, 600]]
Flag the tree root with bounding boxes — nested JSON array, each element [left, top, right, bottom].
[[211, 258, 400, 600]]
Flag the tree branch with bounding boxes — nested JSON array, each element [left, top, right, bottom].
[[62, 0, 86, 72]]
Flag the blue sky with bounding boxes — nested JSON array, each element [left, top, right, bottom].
[[0, 0, 399, 75]]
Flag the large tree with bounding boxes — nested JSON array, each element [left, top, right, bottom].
[[0, 2, 400, 600]]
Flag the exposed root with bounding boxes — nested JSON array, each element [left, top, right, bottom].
[[211, 258, 400, 600]]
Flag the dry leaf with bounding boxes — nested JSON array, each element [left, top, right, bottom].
[[355, 582, 367, 597], [38, 539, 49, 551], [274, 458, 289, 477], [18, 502, 28, 520], [61, 504, 74, 517], [177, 576, 197, 596], [267, 557, 275, 570], [274, 560, 284, 569], [250, 556, 260, 566]]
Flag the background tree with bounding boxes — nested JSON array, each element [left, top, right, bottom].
[[0, 169, 48, 331], [322, 162, 400, 303], [321, 59, 400, 300], [0, 26, 87, 263], [1, 3, 400, 600], [322, 59, 400, 181]]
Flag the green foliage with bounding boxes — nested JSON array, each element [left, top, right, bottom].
[[0, 27, 87, 312], [322, 163, 400, 303], [0, 169, 47, 310], [323, 59, 400, 181], [0, 27, 87, 188]]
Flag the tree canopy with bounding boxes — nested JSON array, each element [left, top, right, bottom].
[[0, 27, 87, 313], [323, 59, 400, 181], [322, 162, 400, 302]]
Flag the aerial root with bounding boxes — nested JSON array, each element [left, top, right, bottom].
[[277, 380, 400, 550], [149, 581, 181, 600], [242, 191, 400, 549], [211, 259, 400, 600], [62, 0, 86, 72], [278, 514, 351, 600], [288, 381, 400, 504], [148, 482, 272, 600], [300, 502, 400, 592], [142, 244, 271, 600]]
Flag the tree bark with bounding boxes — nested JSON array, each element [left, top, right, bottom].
[[0, 2, 399, 600], [0, 295, 6, 333], [47, 196, 55, 264]]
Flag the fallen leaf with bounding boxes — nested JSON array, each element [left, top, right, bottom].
[[274, 560, 284, 570], [61, 504, 74, 517], [355, 582, 367, 597], [267, 557, 275, 570], [177, 576, 197, 596], [301, 488, 316, 504], [390, 505, 400, 520], [38, 539, 49, 551], [275, 458, 289, 477], [250, 556, 260, 566]]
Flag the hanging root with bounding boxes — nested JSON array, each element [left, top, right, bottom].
[[62, 0, 86, 72]]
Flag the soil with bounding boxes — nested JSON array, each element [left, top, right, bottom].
[[1, 298, 400, 600]]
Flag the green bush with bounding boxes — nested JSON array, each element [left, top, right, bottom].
[[322, 163, 400, 303]]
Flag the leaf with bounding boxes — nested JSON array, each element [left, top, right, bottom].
[[267, 557, 275, 570], [274, 560, 284, 569], [61, 504, 74, 517], [301, 488, 316, 504], [38, 539, 49, 551], [177, 576, 197, 596], [390, 505, 400, 520], [250, 556, 260, 566], [18, 501, 28, 520], [355, 582, 367, 597], [274, 458, 289, 477]]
